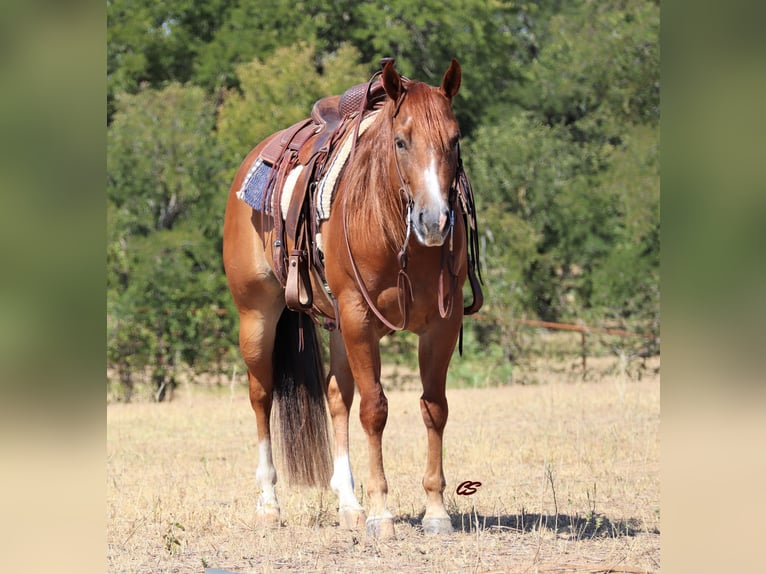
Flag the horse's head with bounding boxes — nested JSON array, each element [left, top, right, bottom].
[[382, 59, 462, 247]]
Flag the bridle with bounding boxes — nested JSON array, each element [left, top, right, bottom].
[[338, 65, 482, 334], [341, 94, 463, 332]]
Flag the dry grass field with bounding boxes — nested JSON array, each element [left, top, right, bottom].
[[107, 357, 659, 573]]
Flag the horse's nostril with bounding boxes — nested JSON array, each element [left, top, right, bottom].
[[419, 211, 425, 224], [439, 211, 448, 232]]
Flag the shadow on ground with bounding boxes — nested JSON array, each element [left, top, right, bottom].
[[396, 512, 658, 538]]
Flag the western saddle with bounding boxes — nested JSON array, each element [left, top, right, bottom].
[[247, 58, 483, 331], [253, 67, 388, 325]]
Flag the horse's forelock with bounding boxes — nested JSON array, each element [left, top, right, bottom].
[[399, 82, 457, 152]]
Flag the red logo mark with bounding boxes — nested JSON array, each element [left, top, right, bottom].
[[456, 480, 482, 496]]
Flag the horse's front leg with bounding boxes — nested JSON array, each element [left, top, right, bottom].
[[339, 310, 394, 538], [327, 330, 366, 529], [418, 321, 462, 534]]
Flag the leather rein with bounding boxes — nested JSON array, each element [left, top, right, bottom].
[[340, 78, 482, 332]]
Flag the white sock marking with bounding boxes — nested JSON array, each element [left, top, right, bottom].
[[330, 454, 363, 510], [255, 439, 278, 508]]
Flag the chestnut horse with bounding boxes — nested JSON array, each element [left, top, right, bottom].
[[222, 59, 480, 537]]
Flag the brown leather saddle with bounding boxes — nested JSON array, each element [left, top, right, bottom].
[[254, 76, 388, 324], [250, 59, 483, 332]]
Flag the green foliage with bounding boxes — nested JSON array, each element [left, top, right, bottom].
[[107, 82, 236, 394], [587, 124, 659, 327], [107, 83, 223, 235], [106, 0, 660, 390], [466, 115, 599, 325], [192, 0, 322, 92], [529, 0, 660, 131], [350, 0, 536, 134], [216, 43, 367, 172], [107, 0, 231, 119], [464, 0, 660, 349], [465, 109, 659, 336]]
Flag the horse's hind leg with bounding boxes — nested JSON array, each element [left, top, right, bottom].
[[418, 323, 461, 535], [238, 298, 284, 527], [327, 330, 366, 529]]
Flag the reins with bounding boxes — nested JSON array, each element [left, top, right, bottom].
[[341, 193, 414, 332], [341, 134, 463, 331], [340, 70, 483, 333], [341, 68, 416, 332]]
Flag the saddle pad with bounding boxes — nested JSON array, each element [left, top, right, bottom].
[[235, 158, 301, 221], [236, 157, 273, 213], [237, 109, 378, 220], [315, 111, 378, 221], [280, 164, 303, 219]]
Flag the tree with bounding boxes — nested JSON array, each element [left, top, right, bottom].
[[108, 83, 222, 235], [349, 0, 537, 135], [105, 0, 661, 389], [193, 0, 363, 92], [587, 124, 659, 329], [464, 0, 659, 335], [465, 115, 596, 328], [107, 83, 235, 399], [528, 0, 660, 134], [525, 0, 660, 332], [107, 0, 230, 120], [215, 43, 368, 171]]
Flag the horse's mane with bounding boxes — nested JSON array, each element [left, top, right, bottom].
[[340, 81, 455, 253]]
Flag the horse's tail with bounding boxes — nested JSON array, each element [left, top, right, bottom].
[[271, 308, 332, 487]]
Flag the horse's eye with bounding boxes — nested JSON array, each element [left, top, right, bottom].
[[395, 137, 407, 151]]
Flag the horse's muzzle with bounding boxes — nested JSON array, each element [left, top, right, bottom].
[[413, 208, 450, 247]]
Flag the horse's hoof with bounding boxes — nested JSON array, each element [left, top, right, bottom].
[[422, 516, 454, 535], [366, 516, 395, 539], [339, 508, 367, 530], [255, 507, 281, 529]]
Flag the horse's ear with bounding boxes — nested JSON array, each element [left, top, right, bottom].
[[382, 60, 403, 101], [441, 59, 461, 100]]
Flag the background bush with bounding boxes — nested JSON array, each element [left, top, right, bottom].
[[107, 0, 659, 398]]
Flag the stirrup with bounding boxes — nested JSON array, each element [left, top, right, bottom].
[[285, 249, 313, 311]]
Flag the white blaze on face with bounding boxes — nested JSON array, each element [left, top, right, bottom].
[[423, 155, 445, 210]]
